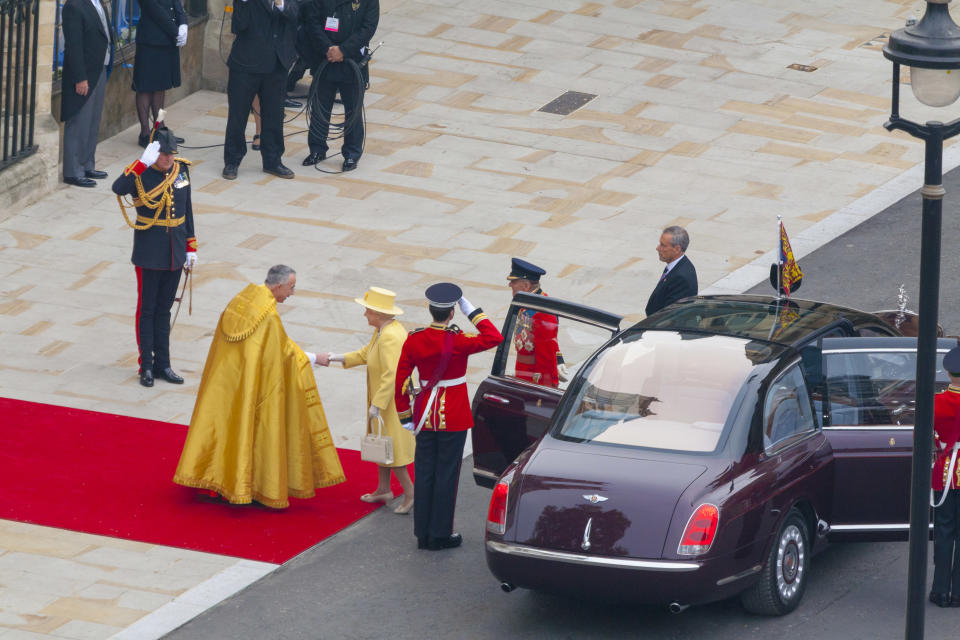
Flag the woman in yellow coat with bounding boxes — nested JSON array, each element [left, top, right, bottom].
[[320, 287, 415, 514]]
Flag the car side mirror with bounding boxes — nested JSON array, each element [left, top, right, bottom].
[[800, 345, 824, 389]]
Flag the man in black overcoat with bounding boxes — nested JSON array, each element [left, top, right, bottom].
[[300, 0, 379, 171], [112, 129, 198, 387], [60, 0, 114, 187], [645, 225, 698, 316], [222, 0, 299, 180]]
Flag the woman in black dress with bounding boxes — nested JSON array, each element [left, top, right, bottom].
[[133, 0, 187, 146]]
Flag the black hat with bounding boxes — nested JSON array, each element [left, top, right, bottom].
[[508, 258, 546, 282], [944, 347, 960, 375], [425, 282, 462, 308], [155, 127, 178, 154]]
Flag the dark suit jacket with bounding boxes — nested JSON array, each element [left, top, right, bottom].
[[60, 0, 113, 122], [136, 0, 187, 47], [227, 0, 299, 74], [302, 0, 378, 83], [645, 254, 698, 316]]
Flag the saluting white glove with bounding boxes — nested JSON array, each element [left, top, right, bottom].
[[185, 251, 197, 271], [176, 24, 188, 47], [368, 405, 381, 420], [140, 140, 161, 168], [458, 296, 476, 317]]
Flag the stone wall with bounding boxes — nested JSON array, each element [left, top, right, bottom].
[[201, 0, 231, 92], [0, 0, 60, 221]]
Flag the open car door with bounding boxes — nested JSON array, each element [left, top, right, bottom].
[[471, 291, 621, 487], [820, 337, 953, 541]]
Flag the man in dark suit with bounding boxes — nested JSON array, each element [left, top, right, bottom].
[[645, 225, 698, 316], [300, 0, 379, 171], [60, 0, 114, 188], [222, 0, 299, 180]]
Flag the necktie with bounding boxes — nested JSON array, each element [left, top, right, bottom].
[[660, 267, 668, 282]]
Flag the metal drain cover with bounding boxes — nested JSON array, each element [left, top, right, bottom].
[[538, 91, 598, 115]]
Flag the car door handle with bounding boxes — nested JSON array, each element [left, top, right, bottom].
[[483, 393, 511, 405]]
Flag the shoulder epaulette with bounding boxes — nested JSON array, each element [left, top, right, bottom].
[[409, 327, 427, 335], [446, 324, 462, 333], [178, 158, 192, 166]]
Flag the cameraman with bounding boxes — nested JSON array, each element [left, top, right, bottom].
[[301, 0, 379, 172]]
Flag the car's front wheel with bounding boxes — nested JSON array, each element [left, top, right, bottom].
[[741, 508, 809, 615]]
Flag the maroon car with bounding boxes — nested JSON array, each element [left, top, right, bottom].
[[473, 293, 953, 615]]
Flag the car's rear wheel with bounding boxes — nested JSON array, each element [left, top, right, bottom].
[[741, 508, 809, 615]]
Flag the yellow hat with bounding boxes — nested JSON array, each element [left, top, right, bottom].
[[355, 286, 403, 315]]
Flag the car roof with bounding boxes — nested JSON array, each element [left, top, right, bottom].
[[635, 294, 895, 348]]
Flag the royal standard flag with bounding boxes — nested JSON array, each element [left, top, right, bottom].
[[779, 221, 803, 297]]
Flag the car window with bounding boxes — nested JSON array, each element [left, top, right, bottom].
[[763, 365, 817, 449], [825, 351, 950, 426], [502, 305, 615, 391], [554, 331, 758, 452]]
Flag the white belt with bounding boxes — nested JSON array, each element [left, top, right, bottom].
[[414, 376, 467, 435]]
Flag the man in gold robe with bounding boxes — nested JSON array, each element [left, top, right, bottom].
[[173, 265, 345, 508]]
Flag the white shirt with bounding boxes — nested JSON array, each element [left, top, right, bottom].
[[88, 0, 111, 65], [663, 254, 684, 277]]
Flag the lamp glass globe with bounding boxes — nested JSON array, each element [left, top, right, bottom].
[[910, 66, 960, 107]]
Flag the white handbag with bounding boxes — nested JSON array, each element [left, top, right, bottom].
[[360, 414, 394, 465]]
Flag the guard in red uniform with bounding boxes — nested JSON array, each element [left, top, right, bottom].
[[395, 282, 503, 550], [507, 258, 564, 387], [931, 346, 960, 607]]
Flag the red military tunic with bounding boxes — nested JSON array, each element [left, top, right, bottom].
[[933, 386, 960, 491], [395, 309, 503, 431], [514, 290, 562, 388]]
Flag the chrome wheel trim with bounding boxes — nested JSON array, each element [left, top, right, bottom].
[[775, 524, 805, 602]]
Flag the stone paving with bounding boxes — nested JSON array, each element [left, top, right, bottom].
[[0, 0, 947, 636]]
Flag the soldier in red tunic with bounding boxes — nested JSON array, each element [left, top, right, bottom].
[[507, 258, 565, 387], [931, 347, 960, 607], [395, 283, 503, 550]]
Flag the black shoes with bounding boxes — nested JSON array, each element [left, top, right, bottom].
[[139, 370, 154, 387], [930, 592, 951, 608], [302, 151, 325, 166], [264, 164, 295, 179], [138, 134, 150, 148], [154, 367, 184, 384], [222, 164, 238, 180], [251, 134, 260, 151], [284, 98, 303, 109], [342, 158, 358, 172], [425, 533, 463, 551], [85, 169, 108, 180], [65, 176, 97, 188]]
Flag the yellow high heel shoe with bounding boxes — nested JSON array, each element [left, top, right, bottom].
[[360, 491, 393, 503]]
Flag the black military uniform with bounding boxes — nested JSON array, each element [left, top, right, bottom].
[[223, 0, 299, 178], [112, 128, 196, 387], [301, 0, 379, 170]]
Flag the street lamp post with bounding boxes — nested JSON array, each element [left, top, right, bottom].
[[883, 2, 960, 638]]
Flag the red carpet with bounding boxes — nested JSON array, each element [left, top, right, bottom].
[[0, 397, 408, 564]]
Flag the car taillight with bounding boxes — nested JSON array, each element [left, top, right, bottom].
[[677, 503, 719, 556], [486, 480, 509, 535]]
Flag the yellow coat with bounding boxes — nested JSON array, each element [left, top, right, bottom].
[[343, 319, 415, 467], [173, 284, 345, 508]]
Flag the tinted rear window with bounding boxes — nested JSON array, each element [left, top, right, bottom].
[[643, 300, 840, 344], [555, 331, 760, 452]]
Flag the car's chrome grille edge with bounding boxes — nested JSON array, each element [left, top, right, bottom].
[[486, 541, 701, 571]]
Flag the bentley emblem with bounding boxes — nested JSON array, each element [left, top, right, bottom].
[[583, 494, 608, 504]]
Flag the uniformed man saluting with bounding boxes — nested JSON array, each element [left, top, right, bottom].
[[507, 258, 565, 387], [112, 128, 197, 387], [394, 283, 502, 550]]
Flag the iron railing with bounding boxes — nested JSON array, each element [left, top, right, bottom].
[[0, 0, 40, 171]]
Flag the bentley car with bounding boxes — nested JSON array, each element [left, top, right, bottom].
[[472, 293, 954, 615]]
